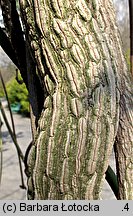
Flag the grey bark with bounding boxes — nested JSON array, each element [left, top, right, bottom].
[[19, 0, 133, 200]]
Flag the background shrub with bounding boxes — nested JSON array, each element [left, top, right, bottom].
[[6, 73, 30, 116]]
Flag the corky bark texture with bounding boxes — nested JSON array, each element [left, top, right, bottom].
[[17, 0, 133, 200], [114, 60, 133, 199]]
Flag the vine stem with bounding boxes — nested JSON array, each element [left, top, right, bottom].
[[0, 71, 26, 189]]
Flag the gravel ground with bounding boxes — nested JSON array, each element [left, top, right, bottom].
[[0, 101, 116, 200]]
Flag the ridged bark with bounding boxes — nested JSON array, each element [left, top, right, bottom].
[[19, 0, 133, 199], [114, 60, 133, 199]]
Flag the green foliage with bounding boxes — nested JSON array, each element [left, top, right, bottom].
[[6, 74, 29, 116], [0, 63, 15, 98], [0, 85, 4, 97]]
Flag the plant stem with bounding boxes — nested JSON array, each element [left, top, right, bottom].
[[0, 71, 26, 188], [105, 165, 118, 199]]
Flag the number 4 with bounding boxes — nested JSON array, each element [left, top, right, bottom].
[[124, 203, 129, 211]]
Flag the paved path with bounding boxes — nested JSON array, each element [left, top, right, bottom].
[[0, 102, 32, 199], [0, 101, 116, 200]]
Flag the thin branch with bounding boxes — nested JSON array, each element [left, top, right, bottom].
[[0, 101, 24, 161], [0, 71, 26, 188], [0, 27, 19, 68], [0, 0, 28, 85], [0, 71, 16, 138], [105, 165, 118, 199]]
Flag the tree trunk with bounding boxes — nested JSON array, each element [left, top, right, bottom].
[[114, 60, 133, 199], [18, 0, 133, 200]]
